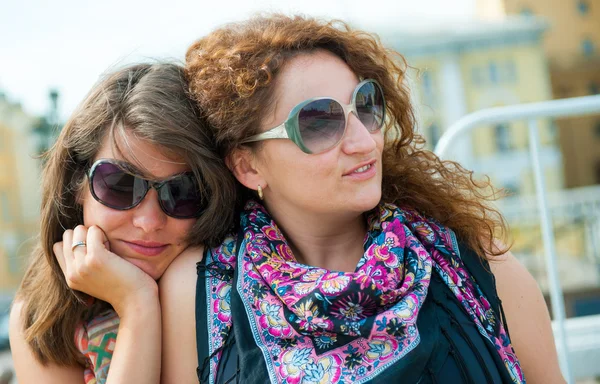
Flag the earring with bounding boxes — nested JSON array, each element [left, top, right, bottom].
[[257, 185, 264, 200]]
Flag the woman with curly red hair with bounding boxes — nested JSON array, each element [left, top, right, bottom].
[[160, 15, 564, 383]]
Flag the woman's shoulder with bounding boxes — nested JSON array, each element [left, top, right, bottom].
[[159, 245, 205, 291], [159, 246, 204, 383], [9, 299, 85, 383], [159, 245, 205, 316], [484, 243, 539, 302], [9, 299, 31, 346], [9, 298, 25, 336], [486, 247, 545, 318]]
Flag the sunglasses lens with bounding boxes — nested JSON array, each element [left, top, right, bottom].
[[355, 81, 385, 132], [92, 162, 147, 209], [159, 174, 204, 218], [297, 99, 346, 153]]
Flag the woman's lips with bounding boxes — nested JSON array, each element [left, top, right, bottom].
[[122, 240, 169, 257], [343, 160, 377, 181]]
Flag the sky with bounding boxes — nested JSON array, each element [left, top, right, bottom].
[[0, 0, 476, 121]]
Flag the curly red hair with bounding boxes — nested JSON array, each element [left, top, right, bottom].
[[185, 14, 509, 258]]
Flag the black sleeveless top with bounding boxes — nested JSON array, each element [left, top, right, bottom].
[[195, 242, 515, 384]]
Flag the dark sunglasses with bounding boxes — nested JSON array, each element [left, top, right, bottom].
[[240, 79, 386, 154], [87, 159, 205, 219]]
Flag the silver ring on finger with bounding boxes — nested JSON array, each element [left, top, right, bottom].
[[71, 241, 87, 252]]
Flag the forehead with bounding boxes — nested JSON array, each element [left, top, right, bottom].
[[274, 50, 360, 102], [94, 128, 189, 178]]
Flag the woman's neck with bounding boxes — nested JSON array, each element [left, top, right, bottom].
[[263, 201, 368, 272]]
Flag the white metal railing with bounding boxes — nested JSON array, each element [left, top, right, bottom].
[[499, 185, 600, 220], [434, 94, 600, 383], [500, 186, 600, 281], [554, 314, 600, 380]]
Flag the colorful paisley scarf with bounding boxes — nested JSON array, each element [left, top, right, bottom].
[[204, 200, 524, 383]]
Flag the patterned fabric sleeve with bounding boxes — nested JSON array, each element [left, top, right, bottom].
[[74, 309, 120, 384]]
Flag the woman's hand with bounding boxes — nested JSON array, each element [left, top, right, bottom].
[[54, 225, 158, 317]]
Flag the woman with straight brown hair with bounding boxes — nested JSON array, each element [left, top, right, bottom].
[[161, 14, 564, 383], [9, 63, 235, 383]]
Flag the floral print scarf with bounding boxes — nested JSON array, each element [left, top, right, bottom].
[[204, 200, 524, 383]]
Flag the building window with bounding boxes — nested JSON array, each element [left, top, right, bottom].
[[9, 253, 20, 274], [520, 7, 533, 16], [471, 62, 516, 85], [422, 72, 432, 93], [3, 233, 19, 274], [429, 123, 442, 148], [504, 61, 517, 82], [0, 191, 10, 222], [489, 62, 499, 84], [577, 0, 589, 15], [503, 182, 521, 196], [556, 85, 573, 98], [547, 120, 558, 142], [590, 83, 600, 95], [495, 123, 512, 152], [471, 67, 484, 86], [582, 39, 595, 57], [421, 71, 436, 106]]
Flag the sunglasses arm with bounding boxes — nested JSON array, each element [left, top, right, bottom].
[[241, 123, 290, 143]]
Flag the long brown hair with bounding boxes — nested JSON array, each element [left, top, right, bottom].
[[185, 14, 508, 259], [16, 63, 236, 365]]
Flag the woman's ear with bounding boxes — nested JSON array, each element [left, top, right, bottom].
[[226, 147, 266, 191]]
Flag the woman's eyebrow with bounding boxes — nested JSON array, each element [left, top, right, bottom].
[[118, 160, 147, 177], [120, 160, 185, 181]]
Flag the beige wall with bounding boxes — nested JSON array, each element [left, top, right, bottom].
[[503, 0, 600, 67], [460, 43, 555, 157], [0, 107, 40, 292], [0, 124, 22, 290]]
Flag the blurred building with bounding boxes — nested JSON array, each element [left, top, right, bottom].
[[380, 17, 561, 196], [478, 0, 600, 188], [378, 17, 600, 314], [472, 0, 600, 319], [0, 92, 42, 292]]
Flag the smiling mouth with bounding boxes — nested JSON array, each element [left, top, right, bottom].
[[122, 241, 169, 257], [353, 164, 372, 174], [344, 160, 377, 176]]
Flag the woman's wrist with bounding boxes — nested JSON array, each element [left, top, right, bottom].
[[113, 284, 160, 320]]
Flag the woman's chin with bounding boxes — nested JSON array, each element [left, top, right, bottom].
[[353, 189, 382, 213]]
